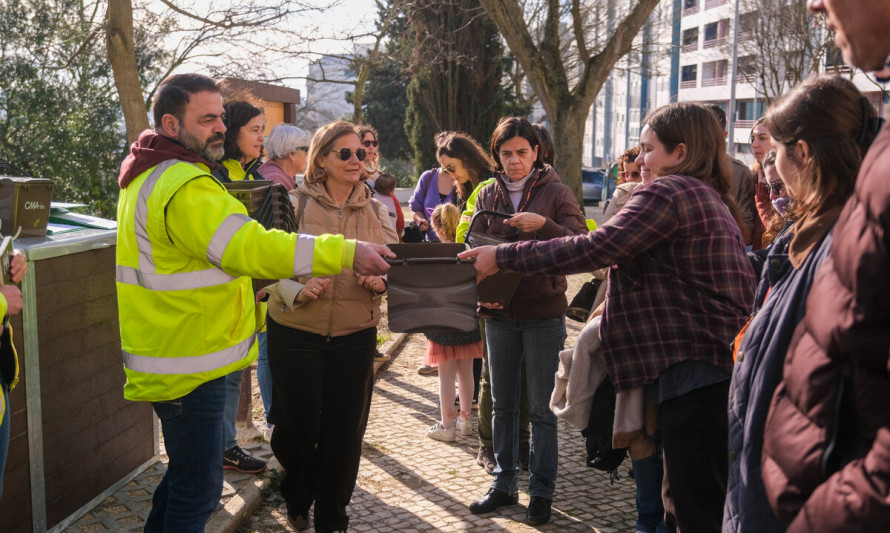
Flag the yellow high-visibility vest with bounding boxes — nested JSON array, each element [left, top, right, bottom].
[[116, 159, 354, 402]]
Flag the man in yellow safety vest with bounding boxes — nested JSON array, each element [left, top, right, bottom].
[[115, 73, 392, 532]]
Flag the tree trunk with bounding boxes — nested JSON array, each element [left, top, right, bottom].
[[552, 105, 588, 208], [106, 0, 149, 145]]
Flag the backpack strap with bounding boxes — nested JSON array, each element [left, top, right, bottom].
[[288, 190, 308, 230]]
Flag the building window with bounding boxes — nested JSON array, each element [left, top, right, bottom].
[[736, 55, 756, 83], [702, 60, 728, 86], [703, 20, 729, 48], [683, 0, 699, 15], [681, 64, 698, 89], [735, 99, 757, 127], [705, 0, 728, 9], [682, 28, 699, 52]]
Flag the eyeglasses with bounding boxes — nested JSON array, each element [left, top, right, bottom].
[[766, 181, 785, 195], [362, 140, 379, 148], [295, 146, 309, 153], [619, 171, 641, 179], [327, 147, 367, 161], [441, 164, 456, 174]]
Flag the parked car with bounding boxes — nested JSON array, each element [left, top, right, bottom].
[[582, 167, 609, 205]]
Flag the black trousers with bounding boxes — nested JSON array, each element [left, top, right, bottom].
[[661, 379, 730, 533], [267, 317, 376, 533]]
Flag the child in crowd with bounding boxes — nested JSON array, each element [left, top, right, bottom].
[[372, 173, 404, 239], [425, 203, 483, 442]]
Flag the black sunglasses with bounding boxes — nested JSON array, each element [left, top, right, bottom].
[[620, 171, 641, 179], [328, 147, 367, 161], [766, 181, 785, 195], [362, 140, 379, 148], [441, 164, 456, 174], [295, 146, 309, 153]]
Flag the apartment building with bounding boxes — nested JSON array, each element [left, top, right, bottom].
[[585, 0, 887, 168]]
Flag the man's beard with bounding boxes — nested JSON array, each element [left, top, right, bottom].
[[178, 128, 225, 161]]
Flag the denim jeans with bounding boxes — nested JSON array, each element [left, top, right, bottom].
[[255, 331, 272, 421], [632, 430, 667, 533], [0, 382, 9, 502], [223, 368, 243, 450], [145, 377, 226, 533], [485, 315, 565, 498]]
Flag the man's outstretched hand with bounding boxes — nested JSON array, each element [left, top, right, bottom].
[[457, 245, 499, 285], [353, 242, 395, 276]]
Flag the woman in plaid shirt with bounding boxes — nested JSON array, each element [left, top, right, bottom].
[[463, 102, 756, 533]]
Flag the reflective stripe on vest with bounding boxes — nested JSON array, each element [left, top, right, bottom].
[[123, 335, 254, 374], [207, 213, 251, 267], [116, 265, 236, 291]]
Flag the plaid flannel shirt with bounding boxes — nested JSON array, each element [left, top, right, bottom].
[[497, 174, 755, 391]]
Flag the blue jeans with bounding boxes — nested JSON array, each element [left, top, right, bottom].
[[223, 368, 243, 450], [145, 377, 226, 533], [256, 331, 272, 421], [485, 315, 565, 498], [0, 383, 9, 502], [632, 430, 667, 533]]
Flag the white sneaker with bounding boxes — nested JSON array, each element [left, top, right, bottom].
[[456, 417, 473, 436], [427, 422, 456, 442]]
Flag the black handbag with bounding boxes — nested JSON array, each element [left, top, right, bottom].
[[401, 222, 425, 243]]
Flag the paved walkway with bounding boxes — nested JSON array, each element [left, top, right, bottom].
[[62, 319, 639, 533], [240, 320, 638, 533]]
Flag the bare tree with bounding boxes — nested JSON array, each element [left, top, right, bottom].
[[107, 0, 150, 143], [737, 0, 831, 103], [479, 0, 661, 205]]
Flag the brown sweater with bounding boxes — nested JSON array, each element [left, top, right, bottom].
[[473, 166, 588, 320]]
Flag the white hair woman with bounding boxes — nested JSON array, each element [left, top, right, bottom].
[[258, 124, 312, 190]]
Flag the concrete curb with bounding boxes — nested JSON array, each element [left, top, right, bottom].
[[206, 456, 280, 533]]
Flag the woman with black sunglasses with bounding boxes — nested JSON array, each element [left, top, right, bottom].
[[358, 124, 381, 186], [261, 121, 398, 533]]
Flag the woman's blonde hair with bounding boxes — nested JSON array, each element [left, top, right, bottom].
[[431, 203, 460, 243], [304, 121, 360, 184]]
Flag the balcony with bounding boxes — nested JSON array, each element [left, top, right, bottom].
[[705, 0, 728, 8], [683, 6, 700, 15], [735, 119, 755, 128], [703, 37, 727, 49], [682, 42, 699, 52], [701, 76, 726, 87], [680, 79, 697, 89]]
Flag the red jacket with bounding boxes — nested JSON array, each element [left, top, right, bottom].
[[761, 123, 890, 532]]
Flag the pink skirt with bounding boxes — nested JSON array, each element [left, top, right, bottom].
[[424, 340, 483, 366]]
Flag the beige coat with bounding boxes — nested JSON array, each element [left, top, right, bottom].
[[267, 179, 397, 337]]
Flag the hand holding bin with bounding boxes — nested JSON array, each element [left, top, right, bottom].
[[385, 210, 523, 333]]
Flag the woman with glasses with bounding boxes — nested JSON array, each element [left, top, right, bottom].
[[725, 76, 879, 533], [602, 146, 643, 221], [262, 121, 397, 533], [466, 117, 587, 526], [258, 123, 312, 190], [358, 124, 381, 186]]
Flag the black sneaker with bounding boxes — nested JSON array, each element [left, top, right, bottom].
[[526, 496, 552, 525], [223, 445, 267, 474], [476, 446, 496, 475], [518, 441, 530, 471], [374, 350, 391, 363]]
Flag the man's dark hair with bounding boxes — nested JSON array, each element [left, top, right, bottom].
[[152, 74, 221, 128], [705, 102, 727, 131]]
